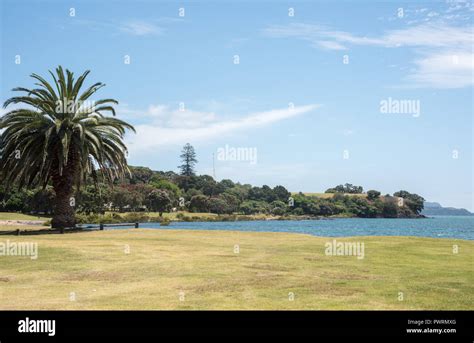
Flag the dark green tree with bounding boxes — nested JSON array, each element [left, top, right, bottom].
[[110, 187, 134, 212], [382, 202, 399, 218], [147, 189, 172, 216], [272, 185, 291, 202], [208, 197, 230, 214], [393, 190, 425, 214], [178, 143, 198, 176], [189, 194, 209, 212], [367, 190, 381, 201], [128, 166, 154, 184]]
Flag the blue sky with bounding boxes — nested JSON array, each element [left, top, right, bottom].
[[1, 0, 473, 210]]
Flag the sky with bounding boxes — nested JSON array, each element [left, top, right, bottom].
[[1, 0, 473, 210]]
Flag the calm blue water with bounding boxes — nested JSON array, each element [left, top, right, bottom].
[[101, 216, 474, 240]]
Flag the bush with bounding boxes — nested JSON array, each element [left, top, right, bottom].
[[75, 213, 97, 224], [270, 200, 287, 215], [208, 197, 231, 214], [217, 214, 237, 221], [123, 212, 151, 223], [189, 195, 209, 212], [239, 200, 270, 215], [292, 207, 305, 216], [180, 215, 193, 222], [367, 190, 381, 201], [382, 202, 399, 218], [75, 212, 124, 224]]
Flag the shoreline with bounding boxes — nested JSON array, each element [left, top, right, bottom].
[[2, 224, 472, 241], [74, 212, 427, 225]]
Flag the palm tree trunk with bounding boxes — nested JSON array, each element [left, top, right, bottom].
[[51, 170, 76, 228], [51, 150, 78, 229]]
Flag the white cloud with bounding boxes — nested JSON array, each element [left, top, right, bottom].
[[120, 104, 217, 128], [407, 51, 474, 88], [264, 22, 473, 88], [342, 129, 355, 136], [264, 23, 472, 50], [125, 104, 320, 154], [264, 24, 383, 50], [315, 40, 347, 50], [447, 0, 474, 13], [74, 19, 165, 37], [120, 21, 163, 36], [148, 105, 217, 128], [382, 24, 472, 48]]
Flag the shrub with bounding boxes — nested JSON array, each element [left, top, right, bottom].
[[218, 214, 237, 221], [367, 190, 381, 201], [189, 195, 209, 212], [123, 212, 150, 223], [292, 207, 305, 216]]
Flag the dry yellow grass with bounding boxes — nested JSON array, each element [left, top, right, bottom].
[[0, 224, 49, 232], [0, 229, 472, 310]]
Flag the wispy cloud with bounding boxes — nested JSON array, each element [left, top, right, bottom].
[[124, 104, 320, 154], [74, 19, 167, 37], [119, 21, 164, 36], [264, 24, 381, 50], [380, 1, 472, 25], [263, 22, 472, 50], [128, 104, 217, 128], [408, 51, 473, 89], [263, 22, 473, 88]]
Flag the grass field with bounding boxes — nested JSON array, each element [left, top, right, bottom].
[[0, 224, 49, 232], [0, 212, 50, 221], [0, 229, 472, 310]]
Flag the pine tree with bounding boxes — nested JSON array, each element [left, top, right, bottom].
[[178, 143, 198, 176]]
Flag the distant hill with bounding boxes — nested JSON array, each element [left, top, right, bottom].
[[422, 202, 473, 216]]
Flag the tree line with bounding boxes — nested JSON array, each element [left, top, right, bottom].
[[1, 143, 425, 219]]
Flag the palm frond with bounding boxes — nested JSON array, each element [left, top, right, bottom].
[[0, 67, 135, 190]]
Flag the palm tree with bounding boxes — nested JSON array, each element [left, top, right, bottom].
[[0, 66, 135, 228]]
